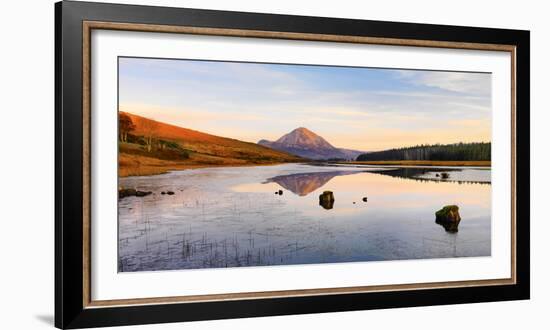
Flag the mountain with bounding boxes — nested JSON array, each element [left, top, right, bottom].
[[337, 148, 366, 160], [258, 127, 364, 160], [119, 112, 302, 176]]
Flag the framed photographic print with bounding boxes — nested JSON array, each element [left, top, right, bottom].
[[55, 1, 530, 328]]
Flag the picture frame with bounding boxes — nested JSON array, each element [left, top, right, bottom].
[[55, 1, 530, 328]]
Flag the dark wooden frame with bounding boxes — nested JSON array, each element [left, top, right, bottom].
[[55, 0, 530, 328]]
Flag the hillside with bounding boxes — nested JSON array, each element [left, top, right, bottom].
[[119, 112, 302, 176], [258, 127, 364, 160]]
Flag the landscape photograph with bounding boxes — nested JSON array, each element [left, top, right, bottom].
[[117, 57, 492, 272]]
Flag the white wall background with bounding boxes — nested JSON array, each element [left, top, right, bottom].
[[0, 0, 545, 329]]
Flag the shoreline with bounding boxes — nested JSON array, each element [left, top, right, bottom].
[[119, 159, 491, 178], [335, 160, 491, 167], [119, 161, 298, 178]]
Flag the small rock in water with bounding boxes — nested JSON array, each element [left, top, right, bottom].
[[119, 188, 153, 199], [161, 191, 166, 195], [167, 191, 175, 195], [278, 190, 283, 195], [118, 188, 137, 199], [319, 191, 335, 210], [353, 202, 356, 204], [435, 173, 440, 177], [362, 197, 368, 202], [440, 172, 450, 179]]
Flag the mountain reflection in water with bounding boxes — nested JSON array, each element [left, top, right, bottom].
[[264, 171, 363, 196], [264, 166, 490, 198]]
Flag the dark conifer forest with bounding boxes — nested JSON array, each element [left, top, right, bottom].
[[356, 142, 491, 161]]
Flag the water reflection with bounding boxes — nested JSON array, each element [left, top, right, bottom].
[[436, 220, 460, 233], [265, 171, 362, 196], [370, 167, 491, 185], [118, 164, 491, 272], [264, 167, 490, 199]]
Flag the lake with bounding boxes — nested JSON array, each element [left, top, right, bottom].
[[118, 163, 491, 272]]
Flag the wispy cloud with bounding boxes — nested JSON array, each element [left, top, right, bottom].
[[395, 70, 491, 96]]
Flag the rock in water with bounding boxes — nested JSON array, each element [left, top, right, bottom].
[[435, 205, 461, 232], [362, 197, 368, 202], [167, 191, 175, 195], [119, 188, 152, 198], [435, 205, 461, 222], [119, 188, 136, 198], [319, 191, 335, 210]]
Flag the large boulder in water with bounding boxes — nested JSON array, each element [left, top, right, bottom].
[[319, 191, 335, 210], [435, 205, 461, 222], [435, 205, 461, 232]]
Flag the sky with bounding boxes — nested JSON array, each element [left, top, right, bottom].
[[119, 57, 491, 151]]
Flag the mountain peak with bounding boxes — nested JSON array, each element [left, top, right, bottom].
[[258, 127, 365, 160], [275, 127, 334, 149], [292, 127, 318, 137]]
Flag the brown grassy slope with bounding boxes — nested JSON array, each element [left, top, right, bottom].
[[124, 112, 301, 161], [120, 112, 302, 176]]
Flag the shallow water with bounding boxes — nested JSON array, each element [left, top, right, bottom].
[[118, 164, 491, 272]]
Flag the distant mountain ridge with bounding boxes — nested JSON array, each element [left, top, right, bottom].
[[258, 127, 364, 160]]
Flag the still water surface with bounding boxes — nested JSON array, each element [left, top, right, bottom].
[[118, 164, 491, 272]]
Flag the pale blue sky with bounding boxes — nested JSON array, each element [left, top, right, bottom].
[[119, 57, 491, 151]]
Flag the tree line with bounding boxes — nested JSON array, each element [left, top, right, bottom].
[[119, 112, 159, 152], [119, 112, 189, 160], [356, 142, 491, 161]]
